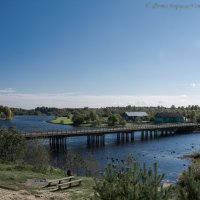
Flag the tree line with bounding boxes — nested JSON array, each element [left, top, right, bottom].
[[9, 105, 200, 125]]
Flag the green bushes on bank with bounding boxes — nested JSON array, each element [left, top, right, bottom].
[[0, 127, 51, 173]]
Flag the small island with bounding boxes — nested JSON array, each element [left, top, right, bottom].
[[49, 116, 74, 125]]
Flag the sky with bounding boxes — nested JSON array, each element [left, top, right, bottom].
[[1, 0, 200, 108]]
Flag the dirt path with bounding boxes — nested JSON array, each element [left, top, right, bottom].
[[0, 188, 69, 200]]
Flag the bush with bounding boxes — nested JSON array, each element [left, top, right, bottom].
[[177, 167, 200, 200], [0, 127, 26, 162], [72, 114, 86, 125], [92, 156, 172, 200], [24, 141, 50, 173], [63, 151, 98, 176]]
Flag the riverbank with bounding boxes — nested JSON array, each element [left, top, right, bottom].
[[0, 163, 94, 200]]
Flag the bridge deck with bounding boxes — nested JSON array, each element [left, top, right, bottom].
[[24, 123, 198, 139]]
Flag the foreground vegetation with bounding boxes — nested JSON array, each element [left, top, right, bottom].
[[0, 162, 94, 199], [2, 155, 200, 200], [0, 162, 63, 191], [0, 126, 95, 199]]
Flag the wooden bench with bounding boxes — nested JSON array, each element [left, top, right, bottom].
[[50, 179, 82, 191], [43, 176, 74, 188], [58, 179, 82, 189]]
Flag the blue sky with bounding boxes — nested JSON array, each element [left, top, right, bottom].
[[1, 0, 200, 108]]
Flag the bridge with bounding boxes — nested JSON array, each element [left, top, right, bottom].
[[24, 123, 199, 150]]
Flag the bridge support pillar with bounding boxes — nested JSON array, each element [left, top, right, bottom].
[[103, 135, 105, 146], [161, 130, 164, 136], [100, 135, 105, 146], [145, 131, 148, 140], [154, 130, 157, 138], [131, 132, 134, 142], [92, 135, 95, 147], [64, 138, 67, 151], [141, 131, 144, 140], [117, 133, 120, 144], [87, 135, 91, 147], [50, 136, 67, 152], [87, 134, 105, 148], [167, 130, 170, 136], [150, 131, 153, 139], [96, 135, 99, 146], [126, 133, 130, 142], [121, 133, 125, 143]]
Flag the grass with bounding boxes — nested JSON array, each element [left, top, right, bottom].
[[49, 117, 73, 125], [49, 117, 94, 127], [66, 177, 94, 200], [0, 162, 95, 199], [0, 163, 64, 191]]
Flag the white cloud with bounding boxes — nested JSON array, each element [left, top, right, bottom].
[[190, 83, 200, 87], [0, 88, 16, 93], [0, 91, 200, 109]]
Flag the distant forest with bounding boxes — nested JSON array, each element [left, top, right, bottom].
[[10, 105, 200, 122]]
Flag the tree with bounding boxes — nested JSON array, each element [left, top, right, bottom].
[[0, 112, 6, 119], [190, 110, 196, 123], [89, 111, 99, 122], [63, 151, 98, 176], [0, 127, 26, 162], [5, 106, 12, 119], [107, 114, 122, 126], [93, 157, 171, 200], [25, 142, 50, 172], [0, 106, 12, 119], [135, 116, 142, 124], [72, 113, 86, 125], [63, 150, 86, 175], [119, 118, 126, 126], [177, 167, 200, 200]]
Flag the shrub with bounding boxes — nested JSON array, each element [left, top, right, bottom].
[[177, 167, 200, 200], [63, 151, 98, 176], [24, 141, 50, 173], [92, 156, 172, 200], [0, 127, 26, 162]]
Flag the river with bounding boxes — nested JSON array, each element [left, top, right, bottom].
[[1, 115, 199, 183]]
